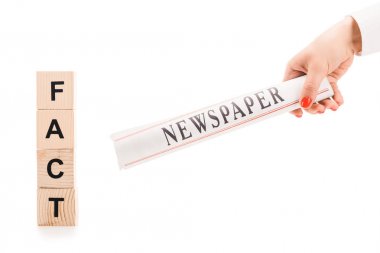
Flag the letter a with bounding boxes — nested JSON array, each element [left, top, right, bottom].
[[46, 119, 64, 139]]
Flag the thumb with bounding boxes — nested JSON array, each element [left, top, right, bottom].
[[300, 64, 326, 109]]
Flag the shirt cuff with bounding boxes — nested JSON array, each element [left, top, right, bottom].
[[351, 3, 380, 56]]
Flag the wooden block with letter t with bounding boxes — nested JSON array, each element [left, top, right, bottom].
[[37, 71, 74, 110], [37, 188, 76, 226], [37, 110, 74, 150], [37, 149, 74, 188]]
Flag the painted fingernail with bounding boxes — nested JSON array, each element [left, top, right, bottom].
[[295, 114, 302, 118], [300, 96, 312, 108]]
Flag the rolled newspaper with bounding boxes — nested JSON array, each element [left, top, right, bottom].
[[112, 76, 334, 169]]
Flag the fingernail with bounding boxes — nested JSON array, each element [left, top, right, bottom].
[[300, 96, 312, 108], [295, 114, 302, 118]]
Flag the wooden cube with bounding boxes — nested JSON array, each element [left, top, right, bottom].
[[37, 71, 74, 110], [37, 188, 76, 226], [37, 149, 74, 188], [37, 110, 74, 149]]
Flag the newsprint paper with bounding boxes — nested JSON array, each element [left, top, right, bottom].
[[112, 76, 334, 169]]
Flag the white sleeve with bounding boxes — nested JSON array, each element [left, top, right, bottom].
[[351, 3, 380, 55]]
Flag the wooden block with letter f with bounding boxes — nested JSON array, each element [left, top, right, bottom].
[[36, 71, 76, 226]]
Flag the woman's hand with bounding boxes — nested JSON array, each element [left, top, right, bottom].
[[284, 16, 362, 117]]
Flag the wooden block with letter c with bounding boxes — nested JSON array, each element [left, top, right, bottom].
[[37, 149, 74, 188]]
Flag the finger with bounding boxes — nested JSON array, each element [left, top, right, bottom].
[[305, 103, 326, 114], [300, 63, 327, 109], [283, 64, 305, 118], [319, 98, 339, 111], [330, 81, 344, 106], [290, 108, 303, 118]]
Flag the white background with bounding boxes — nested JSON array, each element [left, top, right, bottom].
[[0, 0, 379, 252]]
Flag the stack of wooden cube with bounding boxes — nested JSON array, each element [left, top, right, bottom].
[[37, 71, 76, 226]]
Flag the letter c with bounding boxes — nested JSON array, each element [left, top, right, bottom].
[[47, 158, 64, 179]]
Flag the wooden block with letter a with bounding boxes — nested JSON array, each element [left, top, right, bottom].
[[36, 110, 74, 150], [37, 188, 76, 226]]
